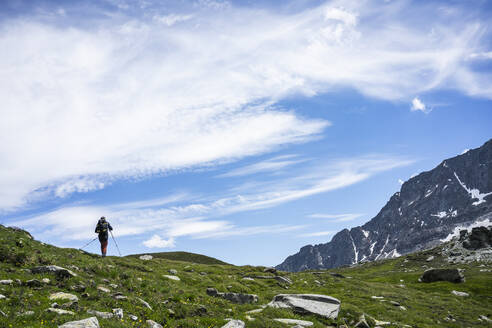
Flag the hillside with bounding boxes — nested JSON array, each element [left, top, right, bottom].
[[277, 138, 492, 272], [126, 251, 229, 265], [0, 225, 491, 327]]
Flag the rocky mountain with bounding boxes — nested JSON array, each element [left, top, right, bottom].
[[277, 139, 492, 272]]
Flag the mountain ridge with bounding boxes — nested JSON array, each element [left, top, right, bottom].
[[277, 139, 492, 272]]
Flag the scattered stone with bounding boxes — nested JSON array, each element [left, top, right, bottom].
[[47, 308, 75, 315], [371, 296, 384, 299], [390, 301, 400, 306], [60, 301, 78, 310], [137, 297, 153, 310], [479, 315, 492, 323], [58, 317, 100, 328], [16, 311, 35, 316], [206, 288, 258, 304], [420, 268, 464, 283], [129, 314, 138, 321], [168, 269, 178, 275], [113, 292, 127, 300], [162, 275, 180, 281], [268, 294, 340, 319], [0, 280, 13, 285], [274, 318, 314, 326], [399, 306, 407, 311], [264, 267, 277, 274], [42, 278, 50, 284], [31, 265, 76, 279], [109, 283, 118, 289], [25, 279, 43, 287], [50, 292, 79, 302], [374, 319, 391, 326], [221, 320, 245, 328], [426, 256, 435, 262], [451, 290, 469, 297], [139, 255, 153, 260], [71, 284, 86, 292], [113, 308, 123, 319], [275, 276, 293, 284], [87, 310, 114, 319], [246, 308, 263, 314], [242, 277, 255, 281], [97, 286, 110, 293], [0, 294, 6, 300], [146, 319, 163, 328]]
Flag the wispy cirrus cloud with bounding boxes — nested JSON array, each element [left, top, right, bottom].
[[0, 0, 490, 212], [308, 213, 364, 222], [11, 154, 412, 249]]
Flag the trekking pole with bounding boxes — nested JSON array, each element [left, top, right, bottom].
[[110, 231, 122, 256], [79, 237, 98, 250]]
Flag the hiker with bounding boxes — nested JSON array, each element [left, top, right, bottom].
[[95, 216, 113, 257]]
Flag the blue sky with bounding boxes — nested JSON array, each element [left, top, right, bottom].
[[1, 0, 491, 266]]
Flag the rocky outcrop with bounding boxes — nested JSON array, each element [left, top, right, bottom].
[[460, 226, 492, 250], [420, 268, 464, 283], [268, 294, 340, 319], [58, 317, 99, 328], [206, 288, 258, 304], [278, 139, 492, 271], [32, 265, 77, 279]]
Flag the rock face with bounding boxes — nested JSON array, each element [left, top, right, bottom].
[[461, 226, 492, 250], [268, 294, 340, 319], [277, 139, 492, 271], [420, 268, 464, 283], [58, 317, 99, 328], [206, 288, 258, 304], [32, 265, 77, 279]]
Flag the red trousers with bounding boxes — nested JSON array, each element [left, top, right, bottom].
[[100, 240, 108, 256]]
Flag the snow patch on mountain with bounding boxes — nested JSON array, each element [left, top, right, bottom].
[[454, 172, 492, 205]]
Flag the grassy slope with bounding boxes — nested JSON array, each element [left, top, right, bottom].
[[126, 252, 229, 265], [0, 225, 491, 328]]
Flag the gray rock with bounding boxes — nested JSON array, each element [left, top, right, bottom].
[[16, 311, 35, 316], [275, 276, 293, 284], [0, 280, 13, 285], [162, 275, 180, 281], [420, 269, 464, 283], [264, 267, 277, 274], [426, 256, 435, 262], [268, 294, 340, 319], [242, 277, 255, 281], [139, 255, 153, 260], [87, 309, 114, 319], [71, 284, 86, 292], [32, 265, 77, 279], [206, 288, 258, 304], [113, 292, 127, 300], [129, 314, 138, 321], [113, 308, 123, 319], [47, 308, 75, 315], [221, 320, 245, 328], [58, 317, 100, 328], [97, 286, 110, 293], [274, 318, 313, 326], [168, 269, 178, 275], [479, 315, 492, 323], [137, 297, 153, 310], [451, 290, 469, 297], [146, 320, 163, 328], [245, 308, 263, 314], [50, 292, 79, 302]]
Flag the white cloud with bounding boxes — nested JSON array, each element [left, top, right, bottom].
[[308, 213, 364, 222], [143, 235, 176, 248], [10, 154, 412, 247], [411, 97, 428, 112], [1, 0, 485, 210], [468, 52, 492, 60], [154, 14, 193, 26], [217, 154, 309, 178], [300, 230, 335, 237]]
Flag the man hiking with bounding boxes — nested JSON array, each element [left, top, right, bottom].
[[95, 216, 113, 257]]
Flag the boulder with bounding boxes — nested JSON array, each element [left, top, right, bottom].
[[146, 320, 163, 328], [268, 294, 340, 319], [221, 320, 245, 328], [420, 269, 464, 283], [50, 292, 79, 302], [139, 255, 153, 260], [206, 288, 258, 304], [274, 318, 313, 326], [58, 317, 99, 328], [113, 308, 123, 319], [87, 309, 114, 319], [137, 297, 152, 310], [47, 308, 75, 315], [451, 290, 469, 297], [31, 265, 76, 279]]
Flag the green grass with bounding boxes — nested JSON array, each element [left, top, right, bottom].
[[126, 251, 230, 265], [0, 225, 491, 327]]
